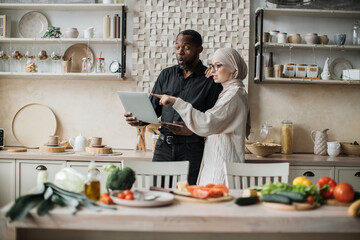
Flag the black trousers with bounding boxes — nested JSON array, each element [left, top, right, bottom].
[[152, 137, 204, 185]]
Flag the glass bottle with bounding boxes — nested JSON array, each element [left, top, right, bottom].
[[267, 52, 273, 68], [353, 20, 359, 45], [280, 120, 293, 154], [84, 161, 101, 201]]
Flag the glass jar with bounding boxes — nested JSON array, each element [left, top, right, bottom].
[[281, 120, 293, 154], [81, 57, 93, 73], [84, 162, 101, 201], [95, 57, 105, 73], [25, 57, 38, 73]]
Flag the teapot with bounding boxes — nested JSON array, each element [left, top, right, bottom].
[[311, 129, 329, 156], [69, 133, 88, 152]]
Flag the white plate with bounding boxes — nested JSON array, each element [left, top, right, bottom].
[[329, 58, 352, 80], [12, 103, 57, 148], [110, 190, 174, 208], [19, 11, 49, 38]]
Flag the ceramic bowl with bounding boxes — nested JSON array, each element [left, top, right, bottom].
[[287, 33, 302, 44], [340, 142, 360, 156], [246, 143, 281, 157], [304, 33, 319, 44]]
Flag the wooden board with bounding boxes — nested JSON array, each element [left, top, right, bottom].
[[325, 199, 351, 206], [7, 148, 27, 152], [85, 146, 112, 154], [39, 146, 66, 153], [174, 194, 233, 203], [263, 202, 316, 211]]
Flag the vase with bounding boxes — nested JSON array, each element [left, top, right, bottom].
[[65, 28, 79, 38]]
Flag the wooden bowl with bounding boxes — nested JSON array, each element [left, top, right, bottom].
[[340, 142, 360, 156], [245, 143, 281, 157]]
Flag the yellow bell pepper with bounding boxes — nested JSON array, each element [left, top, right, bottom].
[[292, 176, 313, 186]]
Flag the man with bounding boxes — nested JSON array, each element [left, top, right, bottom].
[[124, 29, 222, 185]]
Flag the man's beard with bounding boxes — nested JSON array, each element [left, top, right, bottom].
[[178, 51, 197, 70]]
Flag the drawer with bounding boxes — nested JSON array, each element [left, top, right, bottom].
[[289, 166, 334, 185], [335, 167, 360, 191]]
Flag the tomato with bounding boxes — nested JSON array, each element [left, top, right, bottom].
[[213, 184, 229, 194], [192, 188, 210, 199], [293, 176, 312, 186], [306, 195, 315, 205], [101, 193, 110, 198], [125, 194, 134, 201], [117, 192, 125, 199], [316, 177, 337, 199], [123, 189, 132, 196], [333, 183, 355, 203], [101, 193, 113, 205], [187, 185, 203, 195], [208, 188, 224, 198], [205, 183, 215, 188]]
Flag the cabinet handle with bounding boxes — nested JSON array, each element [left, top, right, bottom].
[[355, 172, 360, 177], [303, 171, 315, 177]]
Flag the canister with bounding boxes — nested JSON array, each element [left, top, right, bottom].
[[281, 120, 293, 154], [307, 64, 318, 78], [268, 30, 280, 43], [283, 63, 295, 77], [277, 32, 287, 44], [295, 64, 307, 78]]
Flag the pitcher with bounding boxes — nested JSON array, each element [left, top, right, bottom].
[[311, 129, 329, 155], [69, 133, 88, 152]]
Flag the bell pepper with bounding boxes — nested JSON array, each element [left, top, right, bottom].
[[316, 176, 337, 199], [292, 176, 313, 186]]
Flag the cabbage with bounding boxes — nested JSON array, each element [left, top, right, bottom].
[[54, 168, 85, 193]]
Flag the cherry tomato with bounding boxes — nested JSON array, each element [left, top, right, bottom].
[[123, 189, 132, 196], [101, 193, 110, 198], [333, 183, 355, 203], [101, 195, 113, 205], [117, 192, 126, 199], [125, 194, 134, 201], [306, 195, 315, 205]]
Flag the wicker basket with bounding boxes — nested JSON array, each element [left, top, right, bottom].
[[340, 142, 360, 156], [245, 144, 281, 157]]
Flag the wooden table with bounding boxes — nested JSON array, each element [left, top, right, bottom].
[[1, 190, 359, 240]]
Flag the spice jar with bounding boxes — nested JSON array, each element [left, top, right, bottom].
[[281, 120, 293, 154], [26, 57, 38, 72], [95, 57, 105, 73], [84, 161, 101, 201]]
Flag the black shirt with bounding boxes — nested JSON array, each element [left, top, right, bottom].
[[150, 61, 223, 136]]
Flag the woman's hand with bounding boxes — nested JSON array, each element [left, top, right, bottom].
[[151, 93, 177, 106]]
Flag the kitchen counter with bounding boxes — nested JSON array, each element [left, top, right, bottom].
[[1, 190, 359, 240], [0, 149, 359, 166]]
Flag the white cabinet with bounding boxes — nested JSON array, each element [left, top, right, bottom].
[[0, 159, 15, 208], [335, 167, 360, 191], [16, 160, 66, 197], [289, 166, 335, 185], [66, 161, 121, 193]]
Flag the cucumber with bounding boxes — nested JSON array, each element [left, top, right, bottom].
[[277, 191, 306, 202], [260, 194, 292, 205], [235, 196, 259, 206]]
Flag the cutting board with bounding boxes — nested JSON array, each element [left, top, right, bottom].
[[39, 146, 66, 153], [7, 148, 27, 152], [263, 202, 316, 211], [325, 199, 351, 206], [174, 194, 233, 203], [85, 146, 112, 154]]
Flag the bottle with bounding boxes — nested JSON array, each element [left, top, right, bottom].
[[267, 52, 273, 68], [84, 161, 101, 201], [113, 14, 120, 38], [36, 165, 48, 187], [353, 21, 359, 45], [103, 15, 110, 39], [281, 120, 293, 154]]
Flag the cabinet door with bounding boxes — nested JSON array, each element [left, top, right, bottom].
[[289, 166, 334, 185], [0, 159, 15, 208], [66, 161, 121, 194], [16, 160, 66, 197], [335, 167, 360, 191]]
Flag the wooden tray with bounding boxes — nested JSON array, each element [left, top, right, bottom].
[[7, 148, 27, 152], [263, 202, 316, 211], [39, 146, 66, 153], [85, 146, 112, 154]]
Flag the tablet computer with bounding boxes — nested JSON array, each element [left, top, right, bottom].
[[117, 91, 182, 128]]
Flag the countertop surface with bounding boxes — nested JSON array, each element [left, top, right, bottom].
[[0, 148, 359, 166]]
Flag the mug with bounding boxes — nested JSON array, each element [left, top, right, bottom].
[[48, 136, 59, 145], [334, 34, 346, 45], [84, 30, 95, 39], [89, 137, 102, 147]]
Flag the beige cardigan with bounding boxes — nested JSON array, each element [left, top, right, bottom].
[[173, 86, 249, 185]]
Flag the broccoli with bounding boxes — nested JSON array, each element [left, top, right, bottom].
[[104, 163, 136, 191]]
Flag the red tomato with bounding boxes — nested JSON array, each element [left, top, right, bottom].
[[333, 183, 355, 203], [125, 194, 134, 201], [101, 195, 113, 205], [306, 195, 315, 205], [208, 188, 224, 198], [187, 185, 203, 195], [316, 177, 337, 199], [213, 184, 229, 194], [123, 189, 132, 196], [117, 192, 126, 199], [192, 188, 210, 199], [205, 184, 215, 188]]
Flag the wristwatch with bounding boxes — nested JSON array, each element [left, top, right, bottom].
[[109, 60, 121, 73]]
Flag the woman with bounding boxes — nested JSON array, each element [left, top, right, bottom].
[[152, 48, 249, 185]]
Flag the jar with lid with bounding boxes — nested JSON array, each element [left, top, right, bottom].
[[26, 57, 38, 73], [84, 161, 101, 201], [281, 120, 293, 154], [95, 57, 105, 73], [81, 57, 93, 73]]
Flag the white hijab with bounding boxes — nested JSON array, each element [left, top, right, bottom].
[[212, 48, 247, 98]]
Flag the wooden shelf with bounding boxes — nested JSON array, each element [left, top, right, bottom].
[[256, 77, 360, 85], [0, 3, 126, 11], [0, 37, 130, 45], [256, 7, 360, 19], [255, 42, 360, 51], [0, 72, 126, 80]]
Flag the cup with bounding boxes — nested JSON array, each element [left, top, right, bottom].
[[263, 32, 270, 42], [62, 60, 72, 73], [89, 137, 102, 147], [274, 64, 283, 78], [48, 136, 59, 145], [265, 67, 274, 78], [334, 34, 346, 45], [327, 141, 340, 149]]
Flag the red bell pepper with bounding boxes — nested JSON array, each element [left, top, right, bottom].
[[316, 177, 337, 199]]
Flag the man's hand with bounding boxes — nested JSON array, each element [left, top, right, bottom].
[[162, 121, 193, 136], [151, 93, 178, 106], [205, 67, 213, 78], [124, 112, 143, 126]]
